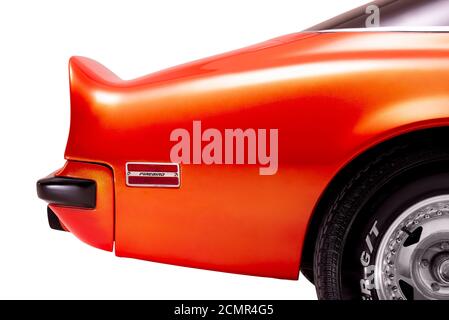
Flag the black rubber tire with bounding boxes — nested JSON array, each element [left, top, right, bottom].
[[314, 140, 449, 300]]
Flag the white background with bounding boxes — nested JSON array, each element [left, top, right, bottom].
[[0, 0, 367, 299]]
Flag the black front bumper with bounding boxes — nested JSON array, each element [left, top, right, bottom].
[[37, 176, 97, 232], [36, 176, 97, 209]]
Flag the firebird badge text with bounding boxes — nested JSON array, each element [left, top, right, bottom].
[[126, 162, 180, 188]]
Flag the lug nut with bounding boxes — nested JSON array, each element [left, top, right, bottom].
[[431, 283, 440, 292], [421, 259, 429, 268]]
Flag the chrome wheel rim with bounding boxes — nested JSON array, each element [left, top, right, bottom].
[[375, 195, 449, 300]]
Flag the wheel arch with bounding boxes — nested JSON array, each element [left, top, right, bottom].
[[300, 125, 449, 284]]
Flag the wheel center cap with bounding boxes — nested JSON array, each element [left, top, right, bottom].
[[433, 253, 449, 284]]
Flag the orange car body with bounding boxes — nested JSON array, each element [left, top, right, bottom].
[[48, 31, 449, 279]]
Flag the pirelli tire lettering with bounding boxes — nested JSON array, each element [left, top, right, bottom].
[[360, 220, 380, 300]]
